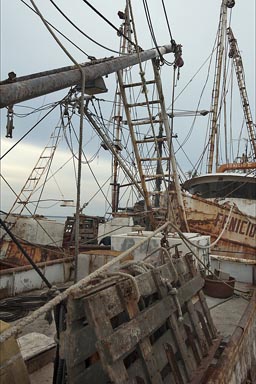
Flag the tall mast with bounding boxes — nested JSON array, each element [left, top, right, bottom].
[[113, 1, 188, 230], [207, 0, 229, 173], [111, 4, 132, 214], [227, 27, 256, 159]]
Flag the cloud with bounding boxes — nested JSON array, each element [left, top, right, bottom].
[[1, 138, 113, 217]]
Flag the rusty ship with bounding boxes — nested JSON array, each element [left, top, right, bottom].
[[0, 0, 255, 383]]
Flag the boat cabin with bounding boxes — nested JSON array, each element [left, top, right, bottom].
[[183, 173, 256, 200]]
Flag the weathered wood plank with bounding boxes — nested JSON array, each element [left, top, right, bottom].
[[63, 254, 218, 384], [184, 254, 217, 338], [124, 297, 163, 384], [151, 329, 177, 373], [83, 286, 124, 325], [186, 300, 209, 357], [62, 325, 98, 367], [84, 287, 130, 383], [95, 293, 175, 363], [151, 267, 200, 381], [164, 342, 185, 384], [126, 357, 148, 383], [73, 360, 108, 384], [66, 296, 86, 323], [183, 322, 202, 365], [197, 309, 213, 347], [93, 274, 203, 376], [167, 312, 194, 381], [176, 276, 204, 303]]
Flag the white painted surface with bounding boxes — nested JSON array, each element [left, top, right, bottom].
[[98, 217, 135, 242], [111, 231, 210, 268], [18, 332, 56, 361], [1, 215, 65, 247], [211, 256, 254, 283], [0, 261, 73, 296], [77, 253, 114, 281]]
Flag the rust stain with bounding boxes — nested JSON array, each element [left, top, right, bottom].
[[2, 240, 65, 267]]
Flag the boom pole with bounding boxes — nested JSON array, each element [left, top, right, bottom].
[[0, 44, 174, 108]]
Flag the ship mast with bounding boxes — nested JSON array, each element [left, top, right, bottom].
[[0, 8, 188, 230], [113, 1, 188, 230], [111, 4, 132, 214], [207, 0, 235, 173], [227, 27, 256, 159]]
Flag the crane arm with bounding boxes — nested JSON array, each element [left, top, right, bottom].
[[0, 44, 174, 109]]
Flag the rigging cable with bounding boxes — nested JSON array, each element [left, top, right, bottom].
[[81, 0, 139, 51], [0, 218, 52, 289], [33, 124, 63, 215], [142, 0, 175, 66], [20, 0, 89, 57], [160, 0, 173, 41], [142, 0, 164, 64], [0, 175, 67, 251], [68, 107, 113, 209], [29, 0, 88, 284], [13, 101, 59, 118], [173, 45, 218, 175], [1, 101, 61, 160], [61, 106, 100, 165], [60, 106, 112, 210], [49, 0, 123, 56]]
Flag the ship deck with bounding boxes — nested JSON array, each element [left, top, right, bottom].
[[11, 282, 254, 383]]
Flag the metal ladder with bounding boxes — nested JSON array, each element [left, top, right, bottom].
[[117, 58, 188, 230], [6, 126, 62, 219], [227, 27, 256, 158], [117, 63, 168, 227]]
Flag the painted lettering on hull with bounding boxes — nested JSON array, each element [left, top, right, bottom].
[[214, 213, 256, 238]]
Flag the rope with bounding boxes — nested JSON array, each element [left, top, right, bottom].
[[49, 0, 122, 55], [82, 0, 138, 51], [160, 277, 183, 322], [126, 0, 170, 195], [106, 271, 140, 302], [30, 0, 87, 283], [20, 0, 89, 57], [143, 246, 179, 283], [170, 203, 235, 250], [167, 222, 251, 298], [0, 222, 170, 343]]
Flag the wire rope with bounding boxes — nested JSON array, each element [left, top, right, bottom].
[[49, 0, 123, 56], [81, 0, 139, 51], [1, 101, 61, 160], [160, 0, 173, 41], [20, 0, 90, 57]]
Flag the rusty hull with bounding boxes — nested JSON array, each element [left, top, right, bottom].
[[0, 240, 67, 269], [172, 192, 256, 260]]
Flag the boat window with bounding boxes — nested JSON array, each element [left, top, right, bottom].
[[187, 181, 256, 199]]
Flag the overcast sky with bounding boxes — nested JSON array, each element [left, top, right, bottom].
[[0, 0, 255, 218]]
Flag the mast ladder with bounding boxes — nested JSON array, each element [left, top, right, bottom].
[[227, 27, 256, 159], [117, 66, 166, 226], [6, 127, 62, 219], [117, 58, 188, 230], [207, 0, 228, 173]]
